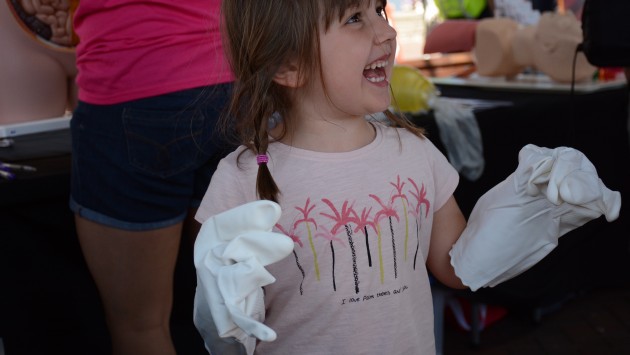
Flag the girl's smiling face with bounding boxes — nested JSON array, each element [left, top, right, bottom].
[[315, 0, 396, 119]]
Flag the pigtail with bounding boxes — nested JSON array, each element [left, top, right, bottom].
[[253, 106, 280, 203], [222, 0, 318, 203]]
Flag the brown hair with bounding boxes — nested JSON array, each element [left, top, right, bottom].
[[221, 0, 424, 202]]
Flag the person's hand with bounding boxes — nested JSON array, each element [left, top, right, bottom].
[[193, 200, 294, 354], [450, 144, 621, 291]]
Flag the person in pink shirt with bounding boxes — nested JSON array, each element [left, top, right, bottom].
[[69, 1, 233, 354]]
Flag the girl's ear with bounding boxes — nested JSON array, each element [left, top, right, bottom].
[[273, 61, 303, 88]]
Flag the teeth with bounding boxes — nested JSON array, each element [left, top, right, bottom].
[[364, 60, 389, 70], [366, 76, 385, 83]]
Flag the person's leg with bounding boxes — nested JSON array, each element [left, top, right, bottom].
[[76, 217, 182, 355], [70, 84, 234, 354]]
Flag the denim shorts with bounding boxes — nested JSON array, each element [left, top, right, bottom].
[[70, 84, 235, 231]]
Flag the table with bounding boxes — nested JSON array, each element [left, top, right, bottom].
[[435, 82, 629, 217], [0, 129, 104, 354], [413, 81, 630, 309], [0, 129, 204, 354], [0, 129, 72, 206], [415, 80, 630, 350]]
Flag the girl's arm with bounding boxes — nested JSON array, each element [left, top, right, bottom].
[[426, 195, 467, 289], [436, 145, 620, 292]]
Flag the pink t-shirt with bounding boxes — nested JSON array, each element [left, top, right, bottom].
[[74, 0, 232, 104], [197, 123, 459, 354]]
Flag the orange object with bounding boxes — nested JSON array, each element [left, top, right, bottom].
[[598, 67, 625, 81], [557, 0, 566, 14]]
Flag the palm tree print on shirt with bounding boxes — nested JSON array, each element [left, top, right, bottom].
[[352, 206, 377, 268], [294, 198, 320, 281], [390, 175, 411, 262], [407, 178, 430, 270], [275, 223, 306, 295], [369, 193, 400, 282], [320, 199, 361, 294], [285, 175, 429, 292], [314, 226, 346, 291]]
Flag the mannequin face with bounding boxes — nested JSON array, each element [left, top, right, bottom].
[[512, 25, 536, 67], [531, 12, 595, 82], [473, 12, 595, 83], [535, 12, 583, 54], [473, 18, 524, 77]]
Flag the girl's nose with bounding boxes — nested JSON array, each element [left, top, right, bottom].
[[373, 16, 397, 45]]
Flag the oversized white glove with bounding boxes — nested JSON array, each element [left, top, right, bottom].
[[450, 144, 621, 291], [193, 200, 294, 355]]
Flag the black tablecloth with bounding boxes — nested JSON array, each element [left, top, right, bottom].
[[0, 129, 72, 206], [0, 129, 203, 353], [413, 83, 630, 308]]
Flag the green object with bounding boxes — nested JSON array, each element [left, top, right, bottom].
[[434, 0, 487, 19]]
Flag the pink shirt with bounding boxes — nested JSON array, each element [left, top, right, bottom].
[[197, 123, 459, 354], [74, 0, 232, 104]]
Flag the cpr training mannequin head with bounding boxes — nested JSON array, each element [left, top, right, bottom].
[[474, 11, 595, 83]]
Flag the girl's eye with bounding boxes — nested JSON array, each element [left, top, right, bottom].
[[346, 12, 361, 24], [376, 6, 387, 20]]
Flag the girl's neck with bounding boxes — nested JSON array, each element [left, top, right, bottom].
[[273, 114, 376, 153]]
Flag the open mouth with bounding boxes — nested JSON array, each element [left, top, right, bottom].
[[363, 60, 389, 83]]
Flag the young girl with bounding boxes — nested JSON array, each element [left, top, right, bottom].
[[195, 0, 623, 353], [196, 0, 466, 353]]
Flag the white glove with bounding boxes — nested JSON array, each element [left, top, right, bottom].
[[450, 144, 621, 291], [193, 200, 294, 354]]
